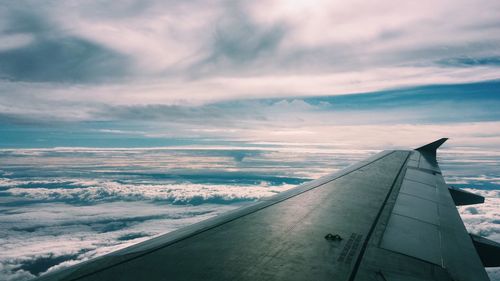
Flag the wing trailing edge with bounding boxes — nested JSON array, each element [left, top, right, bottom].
[[470, 234, 500, 267], [448, 186, 485, 206]]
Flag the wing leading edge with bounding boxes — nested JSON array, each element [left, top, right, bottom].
[[35, 140, 495, 281]]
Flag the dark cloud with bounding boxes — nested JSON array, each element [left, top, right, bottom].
[[97, 103, 265, 126], [0, 113, 44, 126], [2, 9, 51, 34], [376, 28, 405, 40], [78, 0, 153, 19], [192, 2, 287, 75], [0, 37, 129, 83], [0, 10, 130, 83], [16, 253, 81, 276], [87, 215, 168, 233], [210, 21, 285, 63], [100, 104, 227, 121], [116, 232, 149, 241], [436, 56, 500, 67], [465, 206, 479, 214]]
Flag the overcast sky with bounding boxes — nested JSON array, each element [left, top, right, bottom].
[[0, 0, 499, 149], [1, 1, 499, 110]]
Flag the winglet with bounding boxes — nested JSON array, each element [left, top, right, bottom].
[[415, 138, 448, 154]]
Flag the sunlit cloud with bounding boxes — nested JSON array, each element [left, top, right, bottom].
[[0, 0, 499, 108]]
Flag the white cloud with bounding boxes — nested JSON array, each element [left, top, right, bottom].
[[458, 189, 500, 240], [5, 181, 295, 203], [0, 263, 34, 281], [0, 201, 239, 280], [458, 189, 500, 281], [0, 0, 499, 110]]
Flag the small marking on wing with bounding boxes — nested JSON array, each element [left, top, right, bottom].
[[337, 233, 363, 264]]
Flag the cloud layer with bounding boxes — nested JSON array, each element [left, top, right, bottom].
[[1, 145, 499, 280], [5, 180, 295, 204], [0, 0, 499, 109]]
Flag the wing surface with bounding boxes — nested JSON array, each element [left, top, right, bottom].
[[35, 140, 492, 281]]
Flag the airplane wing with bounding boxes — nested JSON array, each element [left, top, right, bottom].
[[35, 139, 499, 281]]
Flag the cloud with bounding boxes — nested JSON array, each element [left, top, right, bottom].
[[458, 189, 500, 240], [190, 1, 287, 76], [0, 201, 238, 279], [0, 0, 499, 112], [1, 80, 499, 143], [4, 181, 295, 204], [457, 188, 500, 281], [0, 9, 129, 83], [437, 56, 500, 68], [0, 263, 34, 281], [0, 37, 129, 83]]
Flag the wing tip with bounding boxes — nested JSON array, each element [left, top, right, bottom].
[[415, 138, 448, 153]]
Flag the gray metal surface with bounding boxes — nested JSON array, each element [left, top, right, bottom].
[[381, 213, 442, 266], [448, 186, 485, 205], [369, 150, 489, 281], [404, 168, 437, 186], [471, 234, 500, 267], [400, 179, 437, 202], [392, 193, 440, 225], [34, 141, 491, 281]]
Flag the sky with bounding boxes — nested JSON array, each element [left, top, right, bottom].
[[0, 0, 499, 149], [0, 0, 499, 280]]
